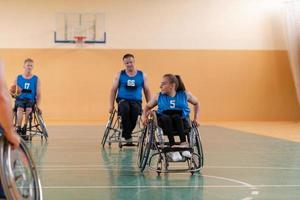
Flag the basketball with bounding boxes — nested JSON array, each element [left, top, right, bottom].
[[9, 84, 22, 97]]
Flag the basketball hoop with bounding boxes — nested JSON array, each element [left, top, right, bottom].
[[74, 36, 86, 47]]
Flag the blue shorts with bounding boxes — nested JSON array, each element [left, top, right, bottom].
[[15, 99, 34, 110]]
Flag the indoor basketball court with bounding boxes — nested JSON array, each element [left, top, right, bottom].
[[1, 1, 300, 200]]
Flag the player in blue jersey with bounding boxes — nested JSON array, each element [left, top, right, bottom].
[[142, 74, 200, 161], [0, 60, 21, 199], [109, 54, 151, 145], [13, 58, 41, 139]]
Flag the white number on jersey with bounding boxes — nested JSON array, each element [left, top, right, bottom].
[[127, 80, 136, 87], [24, 83, 30, 89], [170, 100, 176, 108]]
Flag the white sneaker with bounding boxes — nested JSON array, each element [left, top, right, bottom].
[[170, 151, 182, 161], [157, 144, 166, 148], [181, 151, 192, 158], [125, 138, 133, 143], [125, 138, 134, 146]]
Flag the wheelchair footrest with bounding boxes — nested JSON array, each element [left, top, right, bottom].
[[161, 147, 193, 153], [122, 143, 137, 147], [167, 157, 188, 162]]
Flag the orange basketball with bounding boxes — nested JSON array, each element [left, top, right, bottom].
[[9, 84, 22, 97]]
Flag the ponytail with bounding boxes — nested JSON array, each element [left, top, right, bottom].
[[175, 75, 186, 92]]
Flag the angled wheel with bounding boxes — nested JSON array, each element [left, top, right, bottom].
[[0, 136, 43, 200], [101, 109, 117, 147], [101, 127, 110, 148], [35, 109, 48, 140], [137, 127, 147, 168], [191, 123, 204, 168], [139, 120, 154, 172]]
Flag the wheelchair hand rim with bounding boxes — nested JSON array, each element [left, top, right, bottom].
[[0, 137, 43, 200]]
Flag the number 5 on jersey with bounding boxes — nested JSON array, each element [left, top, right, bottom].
[[170, 100, 176, 108]]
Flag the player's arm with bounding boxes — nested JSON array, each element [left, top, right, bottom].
[[36, 78, 41, 108], [142, 73, 152, 102], [186, 91, 200, 126], [109, 72, 120, 113], [0, 61, 20, 148], [142, 93, 158, 124]]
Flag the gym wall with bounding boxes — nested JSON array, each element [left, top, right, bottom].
[[1, 0, 299, 123]]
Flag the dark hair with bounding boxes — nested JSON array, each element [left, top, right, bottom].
[[175, 75, 186, 91], [24, 58, 33, 64], [163, 74, 186, 92], [123, 54, 134, 60]]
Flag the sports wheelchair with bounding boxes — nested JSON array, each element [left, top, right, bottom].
[[101, 108, 144, 148], [137, 111, 204, 175], [13, 103, 48, 142], [0, 133, 43, 199]]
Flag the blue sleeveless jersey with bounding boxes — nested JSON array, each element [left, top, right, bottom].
[[117, 70, 144, 102], [16, 75, 38, 102], [157, 91, 190, 118]]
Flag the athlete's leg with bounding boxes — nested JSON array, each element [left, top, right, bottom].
[[16, 106, 24, 134], [158, 114, 175, 146], [128, 101, 141, 136], [171, 114, 187, 145], [24, 108, 32, 126], [118, 100, 132, 140]]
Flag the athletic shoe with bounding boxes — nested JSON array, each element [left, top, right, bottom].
[[169, 151, 182, 161], [125, 138, 134, 146], [181, 151, 192, 158]]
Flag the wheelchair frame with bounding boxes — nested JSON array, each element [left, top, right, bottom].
[[13, 104, 48, 142], [0, 136, 43, 200], [138, 111, 204, 175], [101, 108, 144, 148]]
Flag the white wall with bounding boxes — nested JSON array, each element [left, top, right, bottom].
[[0, 0, 286, 49]]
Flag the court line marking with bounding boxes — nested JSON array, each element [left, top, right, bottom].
[[241, 197, 253, 200], [41, 185, 253, 189], [36, 165, 300, 170], [38, 169, 261, 199], [39, 164, 300, 198], [41, 172, 259, 200], [202, 175, 256, 189], [38, 168, 135, 171], [205, 166, 300, 170], [202, 175, 258, 200], [40, 185, 300, 189]]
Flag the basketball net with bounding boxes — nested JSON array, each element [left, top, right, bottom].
[[74, 36, 86, 48]]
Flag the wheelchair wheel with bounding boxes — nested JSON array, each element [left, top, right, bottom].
[[136, 127, 147, 168], [191, 123, 204, 168], [0, 137, 43, 200], [101, 109, 116, 147], [35, 110, 48, 140], [139, 120, 154, 172], [101, 127, 110, 148]]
